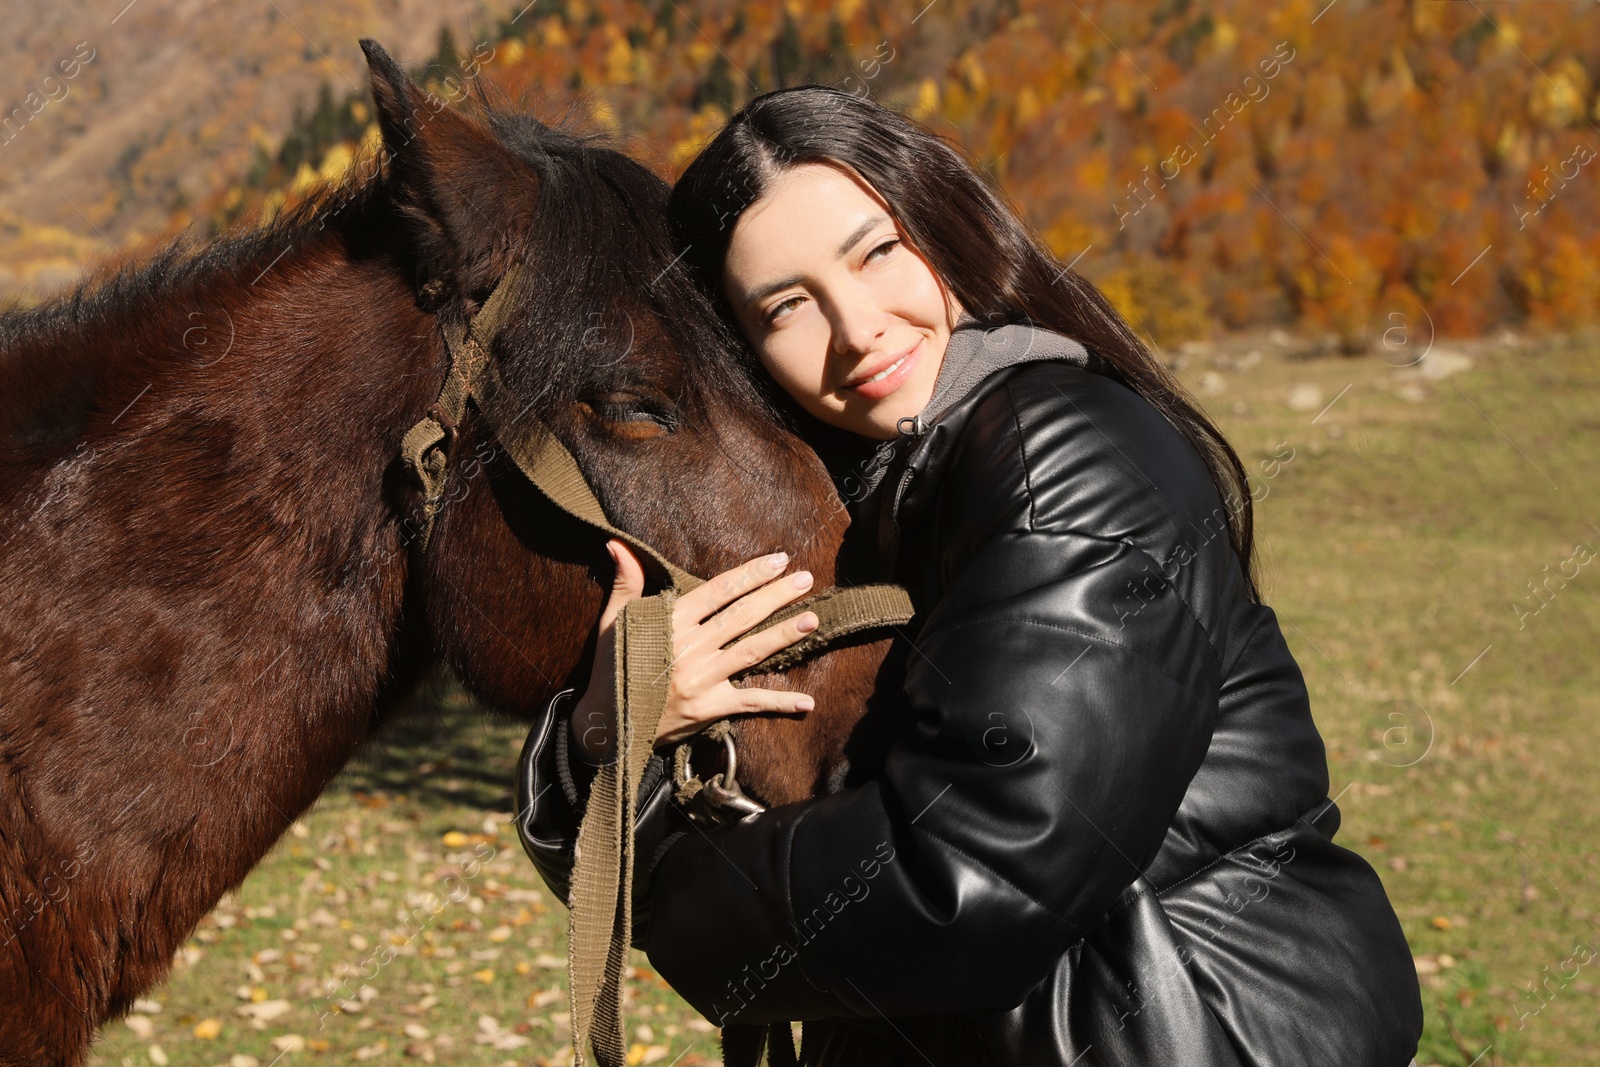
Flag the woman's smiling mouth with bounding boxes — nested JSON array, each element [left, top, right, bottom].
[[842, 338, 922, 400]]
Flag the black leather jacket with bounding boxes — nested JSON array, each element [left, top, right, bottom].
[[518, 355, 1424, 1065]]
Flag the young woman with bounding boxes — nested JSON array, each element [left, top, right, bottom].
[[518, 86, 1423, 1065]]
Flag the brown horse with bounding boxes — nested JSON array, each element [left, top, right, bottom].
[[0, 41, 903, 1066]]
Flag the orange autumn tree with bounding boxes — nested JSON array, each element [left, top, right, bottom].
[[188, 0, 1600, 347]]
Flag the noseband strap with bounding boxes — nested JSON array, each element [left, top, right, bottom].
[[399, 263, 914, 1067]]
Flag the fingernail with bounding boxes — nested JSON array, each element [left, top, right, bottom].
[[796, 612, 818, 632], [792, 570, 813, 588], [766, 551, 788, 569], [796, 696, 815, 711]]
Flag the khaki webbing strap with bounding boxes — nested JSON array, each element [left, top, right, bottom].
[[400, 264, 532, 553], [567, 590, 677, 1067], [474, 361, 702, 595]]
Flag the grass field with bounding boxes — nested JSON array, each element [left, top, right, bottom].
[[86, 329, 1598, 1067]]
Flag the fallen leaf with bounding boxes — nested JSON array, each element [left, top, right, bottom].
[[271, 1035, 307, 1052], [472, 968, 496, 984], [124, 1016, 154, 1039], [441, 831, 470, 848], [235, 999, 292, 1021], [192, 1018, 222, 1039]]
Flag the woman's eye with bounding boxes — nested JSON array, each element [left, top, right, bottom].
[[764, 295, 805, 326], [865, 237, 900, 263]]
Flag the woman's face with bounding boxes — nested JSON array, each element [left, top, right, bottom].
[[721, 163, 963, 440]]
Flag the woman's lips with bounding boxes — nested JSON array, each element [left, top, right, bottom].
[[843, 339, 922, 401]]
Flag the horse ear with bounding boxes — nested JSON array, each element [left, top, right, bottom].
[[359, 38, 532, 304]]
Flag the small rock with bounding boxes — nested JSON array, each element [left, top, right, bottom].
[[123, 1016, 154, 1039], [1197, 371, 1227, 396], [271, 1035, 307, 1053]]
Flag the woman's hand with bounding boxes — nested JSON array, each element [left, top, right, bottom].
[[569, 539, 820, 763]]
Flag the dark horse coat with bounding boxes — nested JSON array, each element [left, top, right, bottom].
[[0, 38, 900, 1066], [521, 341, 1424, 1065]]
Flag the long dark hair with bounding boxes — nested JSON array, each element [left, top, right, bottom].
[[667, 85, 1261, 601]]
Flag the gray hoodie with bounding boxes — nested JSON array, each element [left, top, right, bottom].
[[836, 313, 1096, 515]]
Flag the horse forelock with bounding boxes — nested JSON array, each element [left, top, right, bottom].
[[482, 112, 780, 440]]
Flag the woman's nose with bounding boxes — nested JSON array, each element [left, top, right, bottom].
[[827, 287, 889, 357]]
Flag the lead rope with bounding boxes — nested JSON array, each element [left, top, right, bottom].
[[399, 263, 916, 1067]]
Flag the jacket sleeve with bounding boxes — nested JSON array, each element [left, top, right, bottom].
[[514, 689, 688, 949], [643, 375, 1229, 1026]]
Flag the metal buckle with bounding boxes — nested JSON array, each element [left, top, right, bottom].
[[683, 731, 766, 823]]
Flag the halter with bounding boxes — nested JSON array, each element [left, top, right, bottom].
[[399, 261, 915, 1067]]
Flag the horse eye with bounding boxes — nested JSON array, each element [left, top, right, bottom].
[[590, 393, 678, 434]]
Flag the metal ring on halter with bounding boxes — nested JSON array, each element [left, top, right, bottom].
[[692, 732, 766, 820]]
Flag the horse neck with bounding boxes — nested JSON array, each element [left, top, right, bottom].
[[0, 208, 446, 885]]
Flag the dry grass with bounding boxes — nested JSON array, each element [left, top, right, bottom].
[[87, 328, 1598, 1067]]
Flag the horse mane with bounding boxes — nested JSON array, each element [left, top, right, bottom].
[[0, 88, 781, 469]]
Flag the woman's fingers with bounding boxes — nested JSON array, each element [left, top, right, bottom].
[[697, 566, 816, 650], [655, 683, 813, 745], [710, 607, 820, 678], [598, 540, 647, 629], [677, 551, 795, 624]]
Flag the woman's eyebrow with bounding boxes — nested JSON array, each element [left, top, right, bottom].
[[743, 275, 804, 310], [739, 214, 893, 310], [836, 215, 888, 257]]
